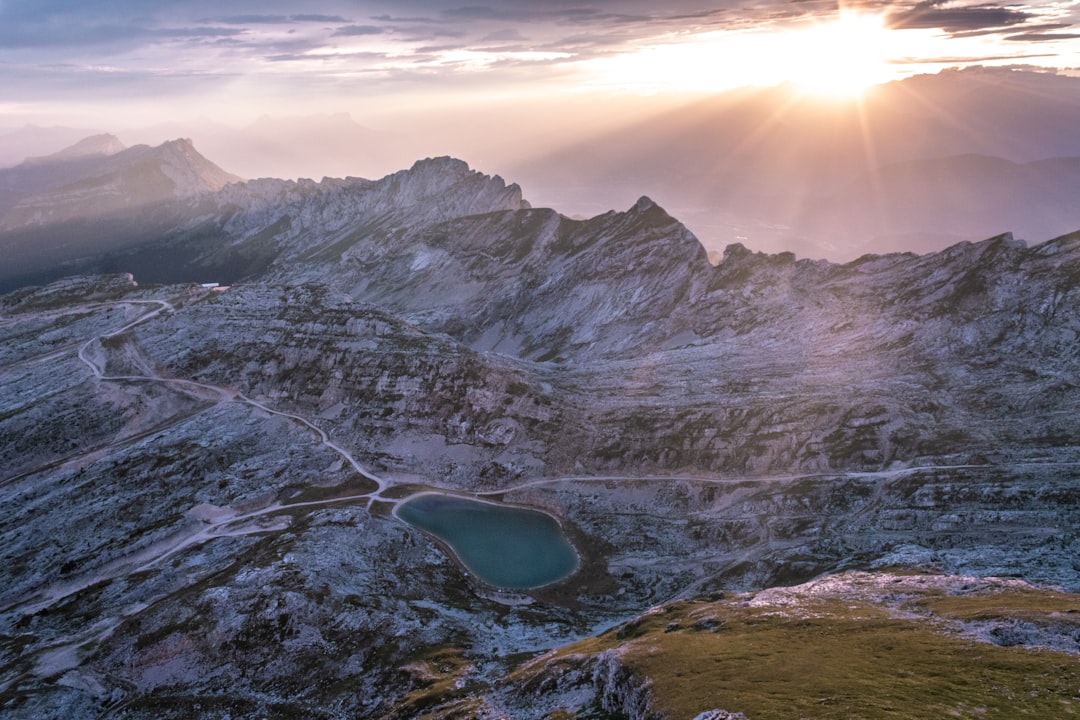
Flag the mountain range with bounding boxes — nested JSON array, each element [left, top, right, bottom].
[[6, 66, 1080, 261], [0, 123, 1078, 718]]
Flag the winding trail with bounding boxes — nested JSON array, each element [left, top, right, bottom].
[[1, 294, 414, 684], [7, 295, 397, 617], [76, 299, 387, 493]]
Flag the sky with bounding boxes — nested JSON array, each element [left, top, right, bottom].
[[3, 0, 1080, 128]]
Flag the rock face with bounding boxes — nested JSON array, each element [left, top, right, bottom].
[[1, 155, 1079, 718]]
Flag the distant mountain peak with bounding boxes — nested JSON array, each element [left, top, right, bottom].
[[0, 137, 242, 232], [139, 137, 242, 195], [162, 137, 196, 149], [21, 133, 126, 166], [407, 155, 472, 175]]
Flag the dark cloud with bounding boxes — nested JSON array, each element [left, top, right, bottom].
[[1005, 32, 1080, 41], [380, 4, 659, 27], [203, 15, 291, 25], [947, 21, 1073, 38], [887, 1, 1032, 33], [267, 50, 391, 62], [291, 14, 351, 23], [441, 6, 511, 20], [155, 27, 247, 38], [436, 5, 616, 22], [1016, 22, 1075, 32], [370, 15, 440, 24], [200, 12, 355, 24], [0, 22, 153, 49], [415, 43, 470, 53], [332, 25, 385, 36], [394, 27, 470, 41], [479, 29, 529, 41]]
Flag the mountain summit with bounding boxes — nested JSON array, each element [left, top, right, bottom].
[[1, 137, 241, 231], [20, 133, 126, 165], [0, 138, 243, 287]]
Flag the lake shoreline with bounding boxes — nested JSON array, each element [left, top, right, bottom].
[[394, 491, 582, 592]]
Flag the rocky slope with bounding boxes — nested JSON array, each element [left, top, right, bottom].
[[0, 156, 1078, 718]]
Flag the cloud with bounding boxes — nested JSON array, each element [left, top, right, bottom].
[[0, 61, 240, 100], [2, 0, 1078, 122], [267, 50, 392, 63], [154, 27, 247, 38], [291, 14, 350, 23], [393, 27, 470, 42], [947, 21, 1074, 38], [370, 15, 439, 24], [887, 1, 1032, 34], [200, 13, 355, 25], [332, 25, 385, 36], [0, 22, 153, 49], [479, 29, 529, 42], [888, 51, 1058, 63], [202, 15, 291, 25], [441, 6, 513, 20], [1005, 32, 1080, 41]]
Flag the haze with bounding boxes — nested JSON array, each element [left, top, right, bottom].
[[3, 0, 1080, 260]]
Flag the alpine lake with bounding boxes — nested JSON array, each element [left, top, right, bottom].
[[395, 494, 579, 590]]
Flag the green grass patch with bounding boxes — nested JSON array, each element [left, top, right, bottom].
[[623, 600, 1080, 720], [388, 646, 477, 718], [915, 586, 1080, 623], [520, 578, 1080, 720]]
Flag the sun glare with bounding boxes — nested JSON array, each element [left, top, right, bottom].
[[780, 12, 896, 97], [585, 11, 908, 98]]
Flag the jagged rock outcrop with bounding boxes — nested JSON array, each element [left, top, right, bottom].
[[591, 650, 662, 720]]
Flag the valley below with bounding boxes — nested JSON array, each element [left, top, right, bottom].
[[1, 153, 1079, 719]]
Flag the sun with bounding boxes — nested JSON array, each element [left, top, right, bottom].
[[583, 11, 904, 99], [778, 12, 897, 97]]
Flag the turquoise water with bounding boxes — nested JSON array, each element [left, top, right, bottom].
[[396, 494, 579, 589]]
